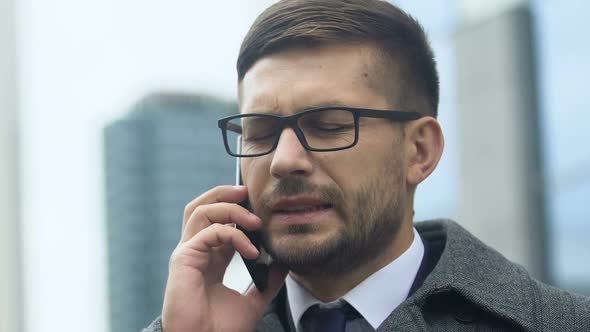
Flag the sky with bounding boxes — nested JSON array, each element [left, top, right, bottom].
[[17, 1, 275, 331], [14, 0, 590, 331]]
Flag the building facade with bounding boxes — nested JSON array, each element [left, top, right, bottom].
[[0, 0, 24, 330], [104, 93, 236, 332]]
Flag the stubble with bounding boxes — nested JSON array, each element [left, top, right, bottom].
[[255, 156, 405, 278]]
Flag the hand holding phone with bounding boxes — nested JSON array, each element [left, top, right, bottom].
[[162, 185, 281, 332], [159, 138, 286, 332]]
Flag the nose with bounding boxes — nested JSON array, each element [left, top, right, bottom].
[[269, 127, 313, 179]]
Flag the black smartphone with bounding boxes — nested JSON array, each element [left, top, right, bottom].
[[235, 138, 272, 292]]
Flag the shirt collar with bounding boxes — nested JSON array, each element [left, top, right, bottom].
[[286, 227, 424, 330]]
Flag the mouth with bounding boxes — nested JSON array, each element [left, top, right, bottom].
[[270, 197, 335, 224], [274, 204, 333, 214]]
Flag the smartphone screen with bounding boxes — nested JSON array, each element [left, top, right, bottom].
[[235, 136, 272, 292]]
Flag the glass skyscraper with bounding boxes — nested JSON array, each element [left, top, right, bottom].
[[104, 93, 236, 332]]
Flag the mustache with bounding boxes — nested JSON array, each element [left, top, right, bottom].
[[259, 178, 345, 211]]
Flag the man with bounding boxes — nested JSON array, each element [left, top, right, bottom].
[[144, 1, 590, 331]]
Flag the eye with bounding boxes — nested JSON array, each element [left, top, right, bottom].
[[307, 121, 354, 132], [298, 109, 355, 134], [243, 126, 276, 142], [241, 117, 279, 142], [245, 131, 276, 142], [316, 124, 351, 131]]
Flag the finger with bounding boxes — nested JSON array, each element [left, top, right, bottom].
[[182, 185, 248, 229], [206, 244, 237, 280], [186, 223, 259, 260], [181, 202, 261, 243], [245, 263, 289, 313]]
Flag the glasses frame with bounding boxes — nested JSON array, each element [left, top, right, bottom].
[[218, 106, 422, 157]]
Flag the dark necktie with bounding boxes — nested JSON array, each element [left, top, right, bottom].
[[301, 302, 361, 332]]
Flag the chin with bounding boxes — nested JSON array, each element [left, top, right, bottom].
[[268, 224, 336, 248], [264, 228, 343, 273]]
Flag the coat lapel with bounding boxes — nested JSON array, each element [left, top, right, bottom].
[[256, 286, 293, 332], [378, 220, 539, 331], [257, 219, 540, 332]]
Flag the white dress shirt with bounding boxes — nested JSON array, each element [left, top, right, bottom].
[[285, 227, 424, 331]]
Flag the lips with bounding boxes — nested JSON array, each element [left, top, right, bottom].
[[277, 204, 332, 213], [270, 197, 335, 225], [271, 197, 333, 213]]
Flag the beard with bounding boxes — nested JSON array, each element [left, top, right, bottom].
[[254, 160, 405, 278]]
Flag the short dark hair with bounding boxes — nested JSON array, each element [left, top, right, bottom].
[[237, 0, 439, 117]]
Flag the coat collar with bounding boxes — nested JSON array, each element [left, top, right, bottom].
[[257, 219, 540, 331], [399, 219, 538, 330]]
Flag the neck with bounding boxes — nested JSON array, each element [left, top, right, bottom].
[[289, 220, 415, 302]]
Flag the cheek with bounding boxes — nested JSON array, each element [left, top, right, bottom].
[[328, 142, 402, 198], [319, 150, 379, 196], [334, 143, 391, 177], [242, 158, 271, 198]]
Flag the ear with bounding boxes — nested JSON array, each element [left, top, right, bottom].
[[404, 117, 444, 186]]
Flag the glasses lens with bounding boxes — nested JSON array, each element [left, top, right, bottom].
[[225, 115, 281, 156], [298, 109, 356, 150]]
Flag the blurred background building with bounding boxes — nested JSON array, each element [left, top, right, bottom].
[[455, 2, 548, 281], [405, 0, 590, 294], [0, 0, 24, 331], [5, 0, 590, 331], [104, 94, 236, 331]]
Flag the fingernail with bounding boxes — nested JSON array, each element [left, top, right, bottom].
[[249, 212, 261, 222], [250, 243, 259, 255]]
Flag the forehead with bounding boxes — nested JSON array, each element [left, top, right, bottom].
[[238, 44, 396, 114]]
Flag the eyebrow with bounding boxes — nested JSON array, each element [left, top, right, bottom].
[[302, 101, 349, 110], [246, 100, 351, 115]]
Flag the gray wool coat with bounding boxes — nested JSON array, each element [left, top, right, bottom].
[[143, 219, 590, 331]]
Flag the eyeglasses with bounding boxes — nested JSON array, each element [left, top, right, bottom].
[[218, 106, 422, 157]]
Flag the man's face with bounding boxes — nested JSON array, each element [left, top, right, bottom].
[[239, 44, 408, 276]]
